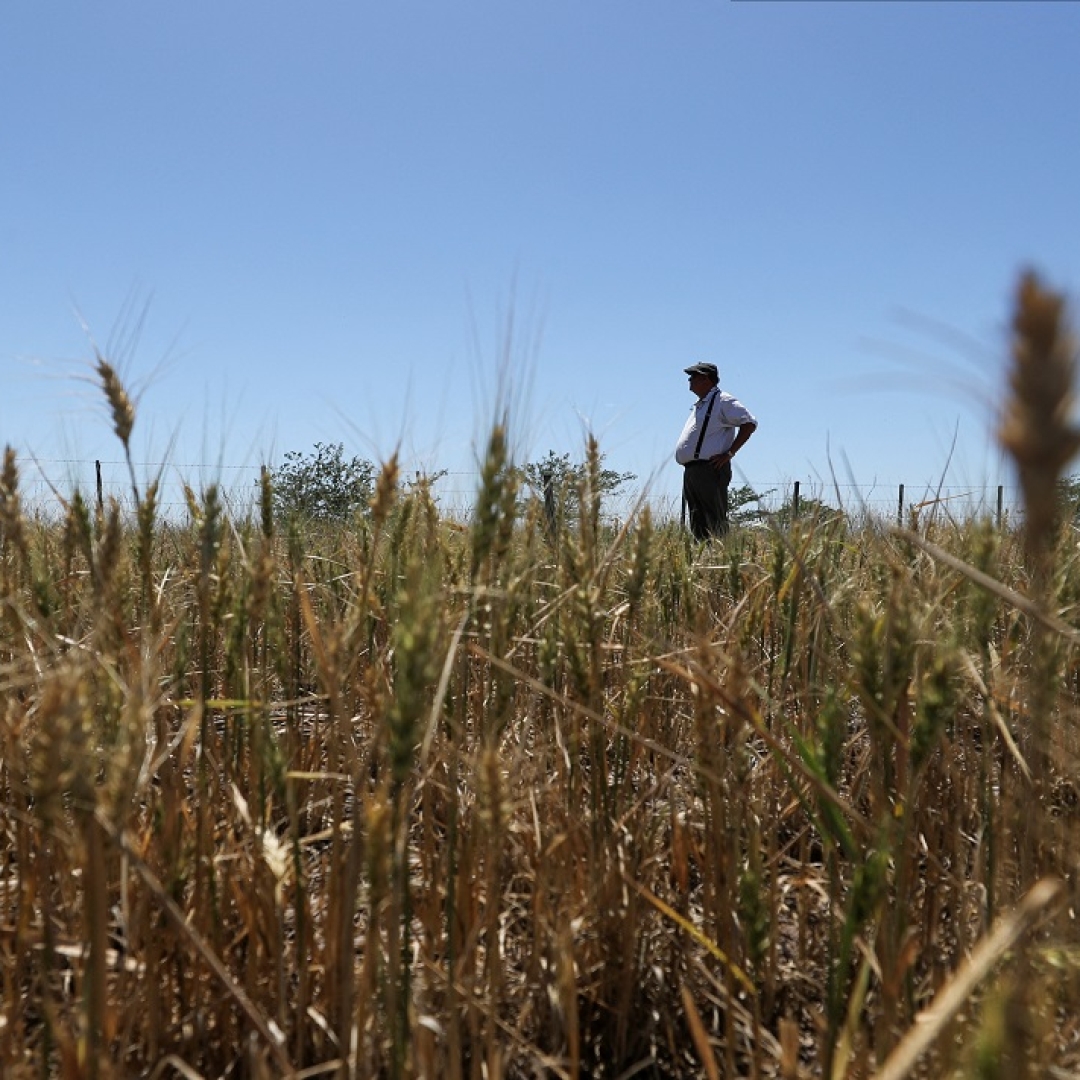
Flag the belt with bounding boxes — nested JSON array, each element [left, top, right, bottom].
[[683, 459, 714, 468]]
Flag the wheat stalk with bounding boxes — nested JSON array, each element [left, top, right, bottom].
[[999, 270, 1080, 559], [96, 356, 141, 509]]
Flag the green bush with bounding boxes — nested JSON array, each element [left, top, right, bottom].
[[271, 442, 375, 524]]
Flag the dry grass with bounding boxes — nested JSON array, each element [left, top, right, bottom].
[[3, 275, 1080, 1078]]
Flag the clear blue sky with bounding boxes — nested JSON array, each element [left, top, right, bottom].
[[3, 1, 1079, 516]]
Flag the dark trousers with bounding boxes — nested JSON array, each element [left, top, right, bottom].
[[683, 460, 731, 540]]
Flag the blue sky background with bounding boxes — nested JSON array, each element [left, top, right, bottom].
[[2, 1, 1079, 517]]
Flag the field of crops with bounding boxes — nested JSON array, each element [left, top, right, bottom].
[[3, 273, 1080, 1078]]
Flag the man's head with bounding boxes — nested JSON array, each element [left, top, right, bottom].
[[684, 362, 719, 398]]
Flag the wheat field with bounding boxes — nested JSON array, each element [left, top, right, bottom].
[[3, 274, 1080, 1078]]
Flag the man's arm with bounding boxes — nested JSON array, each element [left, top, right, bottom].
[[728, 421, 756, 458], [710, 421, 756, 468]]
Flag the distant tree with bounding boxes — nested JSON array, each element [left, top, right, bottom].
[[521, 450, 636, 519], [1058, 474, 1080, 523], [729, 483, 774, 526], [770, 492, 837, 528], [271, 442, 375, 524]]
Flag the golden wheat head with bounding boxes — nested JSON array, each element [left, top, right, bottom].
[[96, 357, 136, 449]]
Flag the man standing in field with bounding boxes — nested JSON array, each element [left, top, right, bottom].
[[675, 362, 758, 540]]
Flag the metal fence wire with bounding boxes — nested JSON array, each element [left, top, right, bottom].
[[10, 456, 1019, 527]]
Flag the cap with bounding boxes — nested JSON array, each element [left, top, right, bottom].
[[684, 363, 719, 380]]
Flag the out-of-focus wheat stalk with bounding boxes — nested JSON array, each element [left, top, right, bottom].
[[0, 446, 28, 564], [997, 271, 1080, 888], [999, 270, 1080, 561]]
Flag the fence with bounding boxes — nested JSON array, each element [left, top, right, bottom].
[[8, 456, 1019, 527]]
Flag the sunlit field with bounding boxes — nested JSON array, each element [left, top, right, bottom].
[[3, 274, 1080, 1078]]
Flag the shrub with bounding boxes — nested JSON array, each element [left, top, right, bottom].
[[270, 442, 375, 523], [521, 449, 635, 516]]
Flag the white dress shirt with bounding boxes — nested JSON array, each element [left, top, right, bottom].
[[674, 388, 757, 465]]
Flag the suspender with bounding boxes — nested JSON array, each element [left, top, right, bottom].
[[692, 390, 718, 460]]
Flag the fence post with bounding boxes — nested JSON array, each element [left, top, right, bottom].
[[542, 469, 557, 541], [792, 480, 800, 518], [898, 483, 904, 528], [997, 485, 1004, 529], [96, 460, 104, 515]]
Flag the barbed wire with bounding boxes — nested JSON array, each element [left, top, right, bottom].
[[7, 452, 1022, 527]]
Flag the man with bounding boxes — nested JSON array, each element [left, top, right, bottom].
[[674, 362, 758, 540]]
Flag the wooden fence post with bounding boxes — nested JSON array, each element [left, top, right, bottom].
[[542, 469, 557, 541], [793, 480, 800, 518], [898, 483, 905, 528]]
